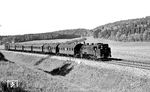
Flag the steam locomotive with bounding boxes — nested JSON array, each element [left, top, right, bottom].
[[4, 41, 111, 59]]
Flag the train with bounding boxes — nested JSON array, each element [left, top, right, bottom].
[[4, 41, 111, 59]]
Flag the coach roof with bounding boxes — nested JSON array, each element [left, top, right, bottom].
[[58, 43, 79, 48], [44, 43, 59, 47]]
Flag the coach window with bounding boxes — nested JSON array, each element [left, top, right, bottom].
[[93, 46, 97, 50], [99, 45, 103, 49]]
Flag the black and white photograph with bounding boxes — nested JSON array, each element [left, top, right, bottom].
[[0, 0, 150, 92]]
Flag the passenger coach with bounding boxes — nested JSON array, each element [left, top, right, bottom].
[[4, 41, 111, 59]]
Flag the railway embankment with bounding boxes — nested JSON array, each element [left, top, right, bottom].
[[1, 50, 150, 92]]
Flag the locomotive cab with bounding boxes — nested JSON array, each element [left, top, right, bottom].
[[97, 44, 111, 58], [80, 43, 111, 59]]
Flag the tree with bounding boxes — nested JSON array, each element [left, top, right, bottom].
[[116, 31, 122, 41], [143, 29, 150, 41]]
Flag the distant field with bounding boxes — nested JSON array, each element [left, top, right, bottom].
[[19, 37, 83, 44], [105, 41, 150, 63]]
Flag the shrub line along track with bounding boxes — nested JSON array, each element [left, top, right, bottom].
[[1, 49, 150, 71]]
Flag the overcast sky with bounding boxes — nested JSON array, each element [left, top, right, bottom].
[[0, 0, 150, 35]]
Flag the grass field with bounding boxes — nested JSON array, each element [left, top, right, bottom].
[[18, 37, 84, 45], [107, 41, 150, 63]]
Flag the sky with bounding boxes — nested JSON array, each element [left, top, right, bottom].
[[0, 0, 150, 35]]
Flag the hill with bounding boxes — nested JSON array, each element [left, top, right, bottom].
[[0, 28, 91, 44], [92, 16, 150, 41]]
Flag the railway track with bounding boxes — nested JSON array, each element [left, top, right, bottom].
[[106, 60, 150, 70]]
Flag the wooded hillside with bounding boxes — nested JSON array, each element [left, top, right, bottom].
[[93, 16, 150, 41], [0, 29, 91, 44]]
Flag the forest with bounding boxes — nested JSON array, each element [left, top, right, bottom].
[[93, 16, 150, 41]]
